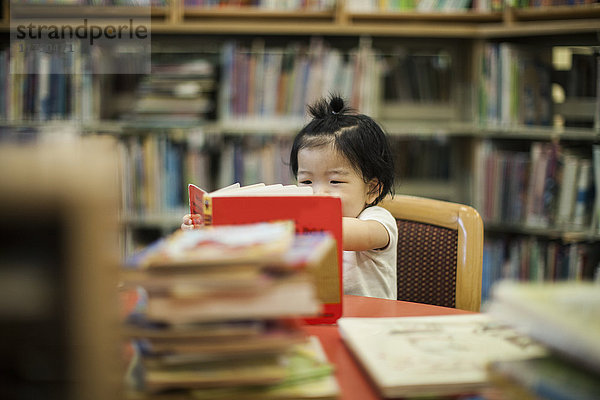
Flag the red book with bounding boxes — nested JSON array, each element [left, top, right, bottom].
[[188, 183, 343, 324]]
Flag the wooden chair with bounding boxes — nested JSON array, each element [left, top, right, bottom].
[[379, 195, 484, 312]]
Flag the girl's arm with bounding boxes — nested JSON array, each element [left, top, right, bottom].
[[342, 217, 390, 251]]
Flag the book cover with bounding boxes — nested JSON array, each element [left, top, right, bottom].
[[188, 183, 343, 325], [338, 314, 546, 398]]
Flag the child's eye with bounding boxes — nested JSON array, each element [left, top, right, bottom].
[[299, 180, 312, 185], [330, 180, 344, 184]]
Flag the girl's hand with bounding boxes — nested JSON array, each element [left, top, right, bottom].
[[181, 214, 203, 230]]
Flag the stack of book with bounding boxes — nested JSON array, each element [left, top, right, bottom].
[[121, 220, 339, 399], [485, 280, 600, 400], [129, 56, 216, 125]]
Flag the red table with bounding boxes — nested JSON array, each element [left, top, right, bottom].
[[304, 295, 474, 400]]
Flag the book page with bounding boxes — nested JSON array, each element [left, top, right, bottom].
[[211, 184, 313, 197], [212, 182, 242, 192]]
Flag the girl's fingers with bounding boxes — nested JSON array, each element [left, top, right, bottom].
[[181, 214, 203, 230]]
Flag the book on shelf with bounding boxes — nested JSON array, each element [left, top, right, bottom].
[[337, 314, 546, 399], [3, 41, 99, 122], [188, 182, 343, 324], [213, 135, 295, 188], [382, 48, 452, 109], [347, 0, 470, 12], [482, 236, 598, 293], [486, 280, 600, 374], [129, 56, 216, 123], [556, 153, 579, 226], [572, 158, 593, 227], [525, 142, 560, 228], [121, 221, 339, 398], [477, 42, 552, 127], [474, 139, 598, 234], [510, 0, 597, 7], [14, 1, 163, 5], [219, 38, 381, 122], [594, 144, 600, 233], [184, 0, 335, 11], [555, 150, 595, 230]]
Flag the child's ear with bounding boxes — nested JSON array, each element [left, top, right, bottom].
[[366, 178, 381, 205]]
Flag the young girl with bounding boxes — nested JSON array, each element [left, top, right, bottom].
[[290, 94, 397, 300], [182, 94, 397, 299]]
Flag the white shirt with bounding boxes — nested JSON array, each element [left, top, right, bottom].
[[343, 206, 398, 300]]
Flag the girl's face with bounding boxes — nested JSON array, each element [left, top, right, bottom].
[[297, 143, 378, 218]]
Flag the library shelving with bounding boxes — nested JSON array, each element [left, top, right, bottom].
[[1, 0, 600, 36], [1, 0, 599, 292]]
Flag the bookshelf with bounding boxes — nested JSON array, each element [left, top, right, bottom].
[[1, 1, 599, 35], [1, 0, 599, 290]]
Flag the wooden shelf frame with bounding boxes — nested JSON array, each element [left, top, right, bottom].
[[511, 3, 600, 21], [484, 222, 600, 243], [9, 5, 163, 18], [3, 119, 598, 142], [1, 1, 599, 38], [473, 125, 600, 141], [2, 2, 172, 26]]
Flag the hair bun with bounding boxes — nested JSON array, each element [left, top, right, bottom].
[[329, 95, 345, 114], [306, 94, 351, 119]]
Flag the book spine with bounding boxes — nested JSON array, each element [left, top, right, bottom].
[[572, 159, 592, 228], [556, 155, 579, 226], [593, 145, 600, 234], [595, 51, 599, 132], [203, 195, 213, 225]]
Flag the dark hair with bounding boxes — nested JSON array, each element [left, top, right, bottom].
[[289, 94, 394, 206]]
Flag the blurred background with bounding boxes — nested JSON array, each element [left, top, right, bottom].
[[0, 1, 599, 397]]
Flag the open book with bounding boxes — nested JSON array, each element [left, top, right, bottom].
[[338, 314, 546, 398], [189, 183, 314, 221], [188, 183, 343, 325]]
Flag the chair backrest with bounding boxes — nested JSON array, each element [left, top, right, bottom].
[[379, 195, 484, 312]]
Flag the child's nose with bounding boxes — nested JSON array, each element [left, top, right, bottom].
[[313, 184, 330, 195]]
